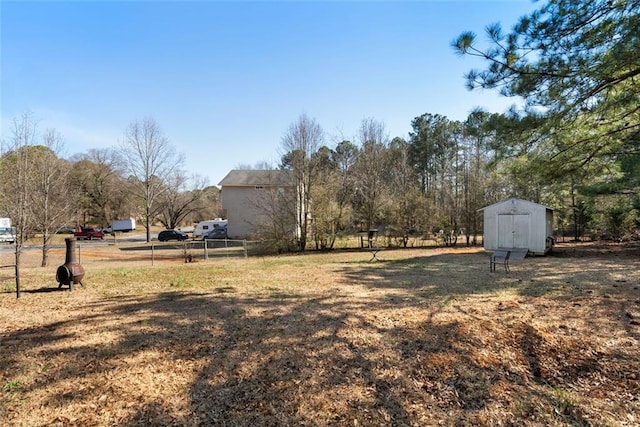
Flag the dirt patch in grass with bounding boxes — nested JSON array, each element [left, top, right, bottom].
[[1, 242, 639, 426]]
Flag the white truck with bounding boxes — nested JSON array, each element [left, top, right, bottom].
[[0, 218, 16, 244], [193, 218, 228, 238], [110, 218, 136, 232]]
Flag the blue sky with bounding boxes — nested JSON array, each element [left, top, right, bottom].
[[1, 0, 537, 186]]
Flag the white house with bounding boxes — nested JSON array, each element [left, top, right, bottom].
[[218, 170, 294, 239], [480, 198, 554, 255]]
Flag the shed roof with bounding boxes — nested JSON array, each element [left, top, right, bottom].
[[478, 197, 554, 212], [218, 169, 293, 187]]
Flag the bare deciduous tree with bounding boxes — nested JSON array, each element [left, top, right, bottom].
[[249, 172, 297, 253], [280, 114, 324, 251], [0, 113, 38, 297], [352, 118, 389, 231], [157, 172, 209, 229], [120, 118, 184, 242], [31, 130, 77, 266]]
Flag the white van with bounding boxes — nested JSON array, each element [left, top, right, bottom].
[[193, 218, 228, 238], [0, 218, 16, 244]]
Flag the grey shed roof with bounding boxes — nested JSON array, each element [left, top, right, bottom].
[[478, 197, 554, 212], [218, 169, 293, 187]]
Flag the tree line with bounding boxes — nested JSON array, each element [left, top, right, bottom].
[[279, 0, 640, 251], [277, 109, 626, 253], [0, 115, 222, 268]]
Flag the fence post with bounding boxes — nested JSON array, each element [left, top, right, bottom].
[[15, 260, 20, 299], [151, 243, 155, 266], [243, 240, 247, 258], [204, 239, 208, 260]]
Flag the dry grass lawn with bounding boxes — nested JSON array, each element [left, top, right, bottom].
[[1, 242, 639, 426]]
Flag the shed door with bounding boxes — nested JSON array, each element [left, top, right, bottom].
[[498, 214, 530, 249]]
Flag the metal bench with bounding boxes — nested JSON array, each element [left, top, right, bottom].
[[490, 248, 528, 272], [490, 250, 511, 272]]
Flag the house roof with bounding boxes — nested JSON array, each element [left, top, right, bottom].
[[478, 197, 554, 211], [218, 169, 293, 187]]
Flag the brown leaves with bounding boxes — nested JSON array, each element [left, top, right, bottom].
[[1, 242, 639, 425]]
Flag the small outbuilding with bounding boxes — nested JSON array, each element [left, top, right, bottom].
[[480, 198, 554, 255]]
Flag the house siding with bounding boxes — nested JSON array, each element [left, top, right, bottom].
[[222, 186, 270, 238], [219, 170, 294, 239]]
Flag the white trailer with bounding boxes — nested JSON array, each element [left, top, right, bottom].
[[111, 218, 136, 232], [193, 218, 227, 238]]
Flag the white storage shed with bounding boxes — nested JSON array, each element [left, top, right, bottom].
[[480, 198, 554, 255]]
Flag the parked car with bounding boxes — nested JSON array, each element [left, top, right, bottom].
[[74, 227, 105, 240], [193, 218, 228, 238], [202, 227, 227, 240], [157, 229, 189, 242]]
